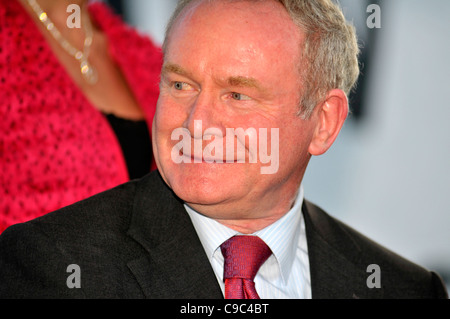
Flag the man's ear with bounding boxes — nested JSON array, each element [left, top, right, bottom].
[[308, 89, 348, 156]]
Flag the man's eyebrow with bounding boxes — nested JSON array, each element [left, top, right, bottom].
[[162, 63, 266, 91], [227, 76, 266, 91], [161, 62, 192, 78]]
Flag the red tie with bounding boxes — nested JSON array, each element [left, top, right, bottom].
[[220, 236, 272, 299]]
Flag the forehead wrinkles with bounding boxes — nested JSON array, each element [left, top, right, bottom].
[[165, 0, 303, 55], [164, 0, 304, 93]]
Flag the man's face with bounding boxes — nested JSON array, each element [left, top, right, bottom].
[[152, 0, 318, 225]]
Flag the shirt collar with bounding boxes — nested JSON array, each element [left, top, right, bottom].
[[254, 186, 304, 283], [184, 185, 304, 284]]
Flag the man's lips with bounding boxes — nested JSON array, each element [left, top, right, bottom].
[[180, 148, 246, 163]]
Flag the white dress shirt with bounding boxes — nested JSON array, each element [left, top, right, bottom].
[[184, 186, 312, 299]]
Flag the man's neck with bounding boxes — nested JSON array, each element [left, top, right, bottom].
[[188, 186, 301, 234]]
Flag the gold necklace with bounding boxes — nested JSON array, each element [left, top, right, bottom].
[[27, 0, 98, 85]]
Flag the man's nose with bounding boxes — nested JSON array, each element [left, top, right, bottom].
[[183, 92, 225, 137]]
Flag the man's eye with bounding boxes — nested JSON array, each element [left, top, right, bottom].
[[231, 92, 251, 101], [174, 82, 186, 90], [173, 81, 194, 91]]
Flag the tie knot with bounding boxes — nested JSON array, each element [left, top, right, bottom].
[[221, 236, 272, 281]]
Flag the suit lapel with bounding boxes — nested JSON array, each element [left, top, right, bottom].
[[126, 172, 223, 299], [303, 201, 384, 299]]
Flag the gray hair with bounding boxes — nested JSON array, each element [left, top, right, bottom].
[[163, 0, 360, 119]]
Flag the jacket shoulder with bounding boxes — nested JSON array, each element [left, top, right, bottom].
[[303, 200, 448, 299], [0, 172, 164, 298]]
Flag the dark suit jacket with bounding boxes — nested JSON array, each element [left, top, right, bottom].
[[0, 171, 447, 298]]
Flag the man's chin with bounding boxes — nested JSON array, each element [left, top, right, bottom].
[[171, 176, 232, 204], [163, 168, 240, 204], [163, 161, 244, 183]]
